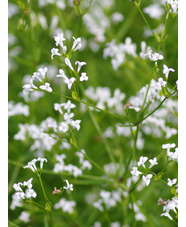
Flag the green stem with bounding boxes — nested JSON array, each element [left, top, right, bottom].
[[37, 174, 47, 201], [135, 3, 156, 39]]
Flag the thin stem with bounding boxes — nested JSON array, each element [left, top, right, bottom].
[[37, 174, 47, 201], [134, 3, 156, 40]]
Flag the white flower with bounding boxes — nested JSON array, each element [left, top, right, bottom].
[[145, 50, 164, 61], [161, 211, 173, 220], [80, 72, 88, 81], [162, 143, 176, 152], [137, 156, 148, 168], [81, 160, 92, 170], [58, 122, 69, 133], [64, 100, 76, 113], [13, 182, 23, 192], [56, 69, 66, 78], [167, 147, 178, 161], [149, 157, 158, 168], [65, 57, 74, 71], [71, 120, 81, 131], [23, 178, 33, 189], [23, 159, 38, 172], [75, 61, 86, 72], [131, 167, 142, 176], [163, 64, 175, 79], [39, 82, 52, 92], [72, 37, 82, 51], [19, 211, 30, 223], [25, 188, 37, 199], [111, 12, 124, 23], [93, 199, 104, 211], [54, 33, 66, 48], [63, 179, 73, 191], [54, 198, 76, 214], [51, 48, 61, 60], [54, 103, 64, 114], [167, 178, 177, 186], [142, 174, 153, 186], [64, 112, 74, 123], [63, 76, 76, 89], [38, 67, 47, 79], [157, 77, 167, 88], [37, 157, 47, 169]]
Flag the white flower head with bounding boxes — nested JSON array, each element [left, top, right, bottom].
[[72, 37, 82, 51], [142, 174, 153, 186], [137, 156, 148, 168], [58, 122, 69, 133], [80, 72, 88, 81], [131, 167, 142, 176], [51, 48, 61, 60], [19, 211, 30, 223], [163, 64, 175, 79], [38, 67, 47, 79], [39, 82, 52, 92], [63, 179, 73, 191], [71, 120, 81, 131], [64, 100, 76, 113]]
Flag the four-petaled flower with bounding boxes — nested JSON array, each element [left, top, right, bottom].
[[51, 48, 61, 60], [163, 64, 175, 79], [80, 72, 88, 81], [39, 82, 52, 92], [63, 179, 73, 191], [75, 61, 86, 72], [167, 178, 177, 187], [149, 157, 158, 168], [137, 156, 148, 168], [142, 174, 153, 186], [131, 167, 142, 176]]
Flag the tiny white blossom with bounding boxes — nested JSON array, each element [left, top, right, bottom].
[[56, 69, 66, 78], [149, 157, 158, 168], [64, 112, 74, 123], [162, 143, 176, 152], [39, 82, 52, 92], [54, 103, 64, 114], [145, 50, 164, 61], [163, 64, 175, 79], [167, 147, 178, 161], [64, 100, 76, 113], [58, 122, 69, 133], [37, 157, 47, 169], [131, 167, 142, 176], [51, 48, 61, 60], [167, 178, 177, 186], [71, 120, 81, 131], [23, 159, 38, 172], [75, 61, 86, 72], [19, 211, 30, 223], [38, 67, 47, 79], [54, 33, 66, 48], [80, 72, 88, 81], [63, 179, 73, 191], [137, 156, 148, 168], [65, 57, 74, 71], [63, 76, 76, 89], [142, 174, 153, 186], [157, 77, 167, 88], [72, 37, 82, 51], [13, 182, 23, 192]]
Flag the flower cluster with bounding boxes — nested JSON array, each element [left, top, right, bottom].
[[84, 87, 125, 114], [53, 150, 92, 177], [131, 156, 158, 186], [23, 157, 48, 172], [23, 67, 52, 93], [54, 198, 76, 214], [11, 178, 37, 210], [8, 101, 29, 117], [54, 100, 81, 132], [103, 37, 137, 70]]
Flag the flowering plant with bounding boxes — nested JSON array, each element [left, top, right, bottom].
[[9, 0, 178, 226]]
